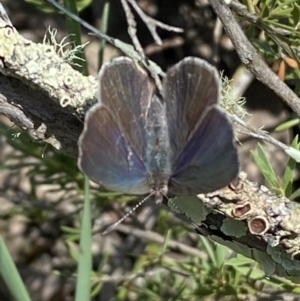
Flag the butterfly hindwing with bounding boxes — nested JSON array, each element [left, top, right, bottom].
[[78, 104, 150, 195], [169, 107, 239, 195], [162, 57, 239, 195]]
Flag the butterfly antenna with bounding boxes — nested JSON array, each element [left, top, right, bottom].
[[101, 193, 155, 235]]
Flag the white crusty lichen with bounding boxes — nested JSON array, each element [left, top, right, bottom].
[[197, 172, 300, 283], [0, 19, 97, 112]]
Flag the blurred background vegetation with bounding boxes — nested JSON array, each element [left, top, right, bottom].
[[0, 0, 300, 300]]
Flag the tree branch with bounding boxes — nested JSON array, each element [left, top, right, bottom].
[[0, 16, 97, 156], [170, 172, 300, 283], [208, 0, 300, 116]]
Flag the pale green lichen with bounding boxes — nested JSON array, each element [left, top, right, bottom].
[[168, 196, 211, 224], [220, 217, 247, 238], [220, 73, 248, 119], [43, 26, 89, 67], [0, 20, 97, 111]]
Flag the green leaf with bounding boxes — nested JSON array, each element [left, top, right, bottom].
[[220, 218, 247, 238], [261, 3, 270, 19], [248, 268, 266, 280], [289, 187, 300, 201], [233, 265, 254, 277], [98, 1, 110, 69], [251, 39, 278, 58], [282, 135, 299, 197], [168, 196, 210, 223], [61, 226, 81, 234], [245, 24, 256, 40], [275, 118, 300, 131], [270, 0, 299, 15], [268, 8, 294, 18], [91, 283, 102, 298], [0, 236, 32, 301], [285, 146, 300, 163], [67, 241, 80, 262], [293, 4, 300, 26], [225, 254, 255, 267], [75, 176, 92, 301], [215, 244, 228, 268], [252, 143, 281, 194], [199, 236, 217, 267]]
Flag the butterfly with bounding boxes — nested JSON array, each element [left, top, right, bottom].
[[78, 57, 239, 204]]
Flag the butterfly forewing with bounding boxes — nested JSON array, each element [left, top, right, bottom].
[[163, 57, 220, 161], [99, 58, 153, 162]]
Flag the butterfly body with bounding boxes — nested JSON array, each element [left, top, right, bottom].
[[78, 57, 239, 203]]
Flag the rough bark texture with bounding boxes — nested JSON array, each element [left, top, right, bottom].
[[0, 18, 97, 156]]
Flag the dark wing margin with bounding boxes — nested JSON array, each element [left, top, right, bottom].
[[78, 104, 150, 195]]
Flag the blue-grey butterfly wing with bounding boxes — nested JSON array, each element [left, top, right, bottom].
[[98, 57, 153, 162], [169, 107, 239, 194], [78, 104, 150, 195], [163, 57, 239, 194], [163, 57, 220, 160]]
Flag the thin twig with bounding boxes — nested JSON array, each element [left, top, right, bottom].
[[230, 114, 289, 152], [144, 37, 184, 56], [208, 0, 300, 116], [231, 114, 300, 165], [107, 224, 208, 259], [97, 268, 167, 284], [46, 0, 165, 78], [126, 0, 183, 46], [120, 0, 145, 59], [120, 0, 183, 94]]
